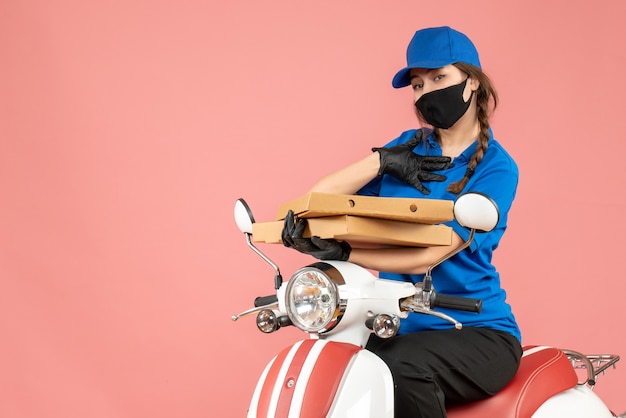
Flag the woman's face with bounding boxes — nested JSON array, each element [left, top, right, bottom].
[[409, 65, 476, 103]]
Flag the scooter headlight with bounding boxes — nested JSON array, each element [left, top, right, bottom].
[[285, 264, 343, 333]]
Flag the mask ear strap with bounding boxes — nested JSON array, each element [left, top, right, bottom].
[[464, 75, 475, 103]]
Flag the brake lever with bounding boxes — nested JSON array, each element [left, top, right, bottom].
[[231, 301, 279, 321], [400, 296, 462, 330]]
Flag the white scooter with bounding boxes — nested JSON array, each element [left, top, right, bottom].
[[232, 192, 624, 417]]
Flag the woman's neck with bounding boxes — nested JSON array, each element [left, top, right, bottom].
[[436, 110, 481, 159]]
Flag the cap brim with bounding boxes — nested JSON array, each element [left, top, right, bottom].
[[391, 68, 411, 88]]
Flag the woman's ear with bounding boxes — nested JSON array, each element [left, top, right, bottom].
[[464, 77, 479, 102], [469, 77, 480, 91]]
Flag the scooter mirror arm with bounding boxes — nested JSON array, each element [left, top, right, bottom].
[[421, 228, 475, 304], [425, 228, 476, 279], [244, 232, 283, 290]]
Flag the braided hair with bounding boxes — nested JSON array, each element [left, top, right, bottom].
[[425, 63, 499, 194]]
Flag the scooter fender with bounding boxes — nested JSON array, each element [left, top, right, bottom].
[[248, 339, 393, 418]]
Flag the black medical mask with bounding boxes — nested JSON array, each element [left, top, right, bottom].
[[415, 77, 473, 129]]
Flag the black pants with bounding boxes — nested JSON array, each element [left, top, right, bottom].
[[366, 327, 522, 418]]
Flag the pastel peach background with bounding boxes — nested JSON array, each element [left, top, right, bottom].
[[2, 1, 625, 417]]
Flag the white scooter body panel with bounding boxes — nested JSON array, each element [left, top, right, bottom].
[[327, 348, 394, 417], [533, 384, 614, 417]]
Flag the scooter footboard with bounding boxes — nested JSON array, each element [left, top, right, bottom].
[[247, 339, 394, 418]]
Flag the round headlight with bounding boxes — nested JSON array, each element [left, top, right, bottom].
[[285, 266, 340, 333]]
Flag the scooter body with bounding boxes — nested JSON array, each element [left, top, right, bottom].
[[244, 262, 619, 418], [246, 295, 616, 417]]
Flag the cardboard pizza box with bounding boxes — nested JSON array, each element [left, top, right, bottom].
[[276, 192, 453, 225], [253, 215, 452, 247]]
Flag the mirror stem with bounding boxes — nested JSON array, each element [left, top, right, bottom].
[[245, 233, 283, 289], [425, 229, 476, 278]]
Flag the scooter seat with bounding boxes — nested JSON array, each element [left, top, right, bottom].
[[447, 345, 578, 418]]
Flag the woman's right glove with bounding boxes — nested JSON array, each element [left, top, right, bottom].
[[372, 134, 452, 194], [281, 210, 351, 261]]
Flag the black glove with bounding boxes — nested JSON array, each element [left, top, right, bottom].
[[281, 210, 352, 261], [372, 133, 452, 194]]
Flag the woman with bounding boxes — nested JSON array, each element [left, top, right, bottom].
[[282, 26, 522, 418]]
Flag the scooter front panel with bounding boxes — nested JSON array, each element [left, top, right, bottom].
[[298, 341, 362, 417], [248, 339, 361, 418], [253, 341, 296, 417]]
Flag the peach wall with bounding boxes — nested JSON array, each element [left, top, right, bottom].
[[2, 1, 625, 416]]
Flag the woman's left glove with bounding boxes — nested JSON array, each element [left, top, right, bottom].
[[372, 133, 452, 195], [281, 210, 352, 261]]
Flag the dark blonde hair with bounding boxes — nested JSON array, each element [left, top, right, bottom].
[[416, 63, 498, 194]]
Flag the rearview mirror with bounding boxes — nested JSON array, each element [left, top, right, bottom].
[[234, 198, 255, 234], [453, 192, 500, 233]]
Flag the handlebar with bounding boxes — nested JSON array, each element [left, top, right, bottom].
[[432, 293, 482, 313], [254, 295, 278, 307]]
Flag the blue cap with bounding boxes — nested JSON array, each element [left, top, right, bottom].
[[392, 26, 481, 88]]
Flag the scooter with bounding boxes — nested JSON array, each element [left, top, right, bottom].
[[232, 192, 624, 417]]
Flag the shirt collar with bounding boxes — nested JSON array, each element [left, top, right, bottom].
[[425, 127, 493, 162]]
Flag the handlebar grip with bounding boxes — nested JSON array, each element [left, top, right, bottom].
[[433, 294, 482, 313], [254, 295, 278, 307]]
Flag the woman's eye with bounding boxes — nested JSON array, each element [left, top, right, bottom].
[[412, 83, 423, 90], [434, 74, 445, 81]]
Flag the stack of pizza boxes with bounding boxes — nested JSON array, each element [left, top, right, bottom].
[[252, 193, 454, 248]]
